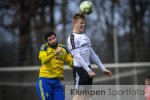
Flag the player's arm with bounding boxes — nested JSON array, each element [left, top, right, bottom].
[[90, 47, 106, 71], [90, 47, 112, 77], [65, 53, 73, 68], [40, 52, 56, 65], [39, 45, 62, 65], [71, 48, 92, 72], [71, 49, 96, 77], [61, 46, 73, 68]]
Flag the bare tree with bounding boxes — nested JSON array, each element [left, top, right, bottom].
[[129, 0, 150, 61]]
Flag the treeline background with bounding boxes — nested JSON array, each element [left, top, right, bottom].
[[0, 0, 150, 67]]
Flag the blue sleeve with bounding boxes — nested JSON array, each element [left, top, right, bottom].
[[40, 44, 47, 51], [59, 45, 69, 54]]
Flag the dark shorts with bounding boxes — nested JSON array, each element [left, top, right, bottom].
[[73, 65, 93, 89]]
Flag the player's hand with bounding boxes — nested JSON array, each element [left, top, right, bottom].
[[88, 70, 96, 77], [103, 69, 112, 77], [55, 47, 62, 54]]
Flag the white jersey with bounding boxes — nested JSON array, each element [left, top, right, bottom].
[[67, 32, 106, 72], [67, 32, 91, 67]]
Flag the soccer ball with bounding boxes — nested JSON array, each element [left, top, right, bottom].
[[80, 1, 93, 15]]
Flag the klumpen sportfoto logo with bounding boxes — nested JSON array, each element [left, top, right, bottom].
[[70, 87, 144, 96], [65, 85, 147, 100]]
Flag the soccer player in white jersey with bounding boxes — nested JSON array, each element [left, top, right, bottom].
[[67, 13, 112, 98]]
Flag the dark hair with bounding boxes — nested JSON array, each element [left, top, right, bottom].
[[44, 31, 56, 41], [73, 13, 85, 20]]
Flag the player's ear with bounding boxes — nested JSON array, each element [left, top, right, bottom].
[[73, 19, 77, 24]]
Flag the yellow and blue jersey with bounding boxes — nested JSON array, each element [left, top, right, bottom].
[[38, 43, 73, 78]]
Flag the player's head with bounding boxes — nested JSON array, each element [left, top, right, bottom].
[[73, 13, 86, 33], [44, 31, 58, 48]]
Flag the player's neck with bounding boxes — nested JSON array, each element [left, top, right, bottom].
[[73, 32, 83, 34], [73, 29, 83, 34]]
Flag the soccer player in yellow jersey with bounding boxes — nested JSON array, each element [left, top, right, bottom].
[[36, 31, 73, 100]]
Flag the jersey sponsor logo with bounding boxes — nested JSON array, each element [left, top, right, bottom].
[[55, 52, 65, 61]]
